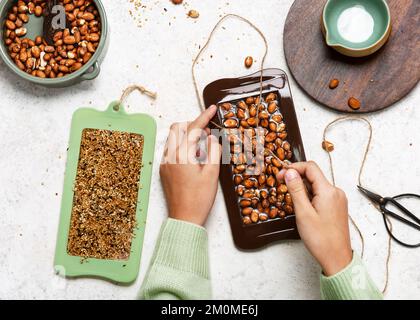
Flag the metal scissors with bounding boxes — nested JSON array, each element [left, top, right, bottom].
[[358, 186, 420, 248]]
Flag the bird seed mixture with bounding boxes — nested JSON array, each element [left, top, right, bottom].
[[67, 129, 144, 261]]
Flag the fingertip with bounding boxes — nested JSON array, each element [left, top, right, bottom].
[[285, 169, 301, 184], [283, 169, 313, 215], [191, 106, 218, 131], [276, 169, 287, 183], [206, 105, 217, 116]]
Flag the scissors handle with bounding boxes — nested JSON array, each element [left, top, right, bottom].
[[382, 195, 420, 231], [389, 194, 420, 225]]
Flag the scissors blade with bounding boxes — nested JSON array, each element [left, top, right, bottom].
[[357, 186, 384, 205]]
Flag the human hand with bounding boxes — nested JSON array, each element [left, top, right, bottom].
[[277, 162, 353, 276], [160, 105, 222, 226]]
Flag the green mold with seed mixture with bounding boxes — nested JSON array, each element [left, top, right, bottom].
[[54, 102, 157, 284]]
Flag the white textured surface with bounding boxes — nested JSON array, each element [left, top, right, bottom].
[[0, 0, 419, 300]]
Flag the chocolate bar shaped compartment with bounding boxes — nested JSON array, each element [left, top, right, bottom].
[[203, 69, 306, 250]]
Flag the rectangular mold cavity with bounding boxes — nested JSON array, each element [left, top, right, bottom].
[[203, 69, 306, 250]]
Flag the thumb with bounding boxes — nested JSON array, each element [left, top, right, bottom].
[[284, 169, 314, 217]]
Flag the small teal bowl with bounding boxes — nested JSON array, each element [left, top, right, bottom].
[[322, 0, 392, 57]]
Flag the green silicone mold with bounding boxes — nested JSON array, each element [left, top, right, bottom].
[[54, 101, 157, 284]]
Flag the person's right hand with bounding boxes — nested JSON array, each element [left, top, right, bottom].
[[277, 162, 353, 276]]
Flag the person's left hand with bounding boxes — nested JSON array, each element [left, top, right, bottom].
[[160, 106, 222, 226]]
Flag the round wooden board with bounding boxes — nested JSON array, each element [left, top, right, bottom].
[[284, 0, 420, 113]]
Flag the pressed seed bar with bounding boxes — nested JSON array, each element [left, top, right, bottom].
[[67, 129, 144, 260]]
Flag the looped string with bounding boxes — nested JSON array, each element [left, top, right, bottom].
[[323, 116, 372, 187], [323, 116, 391, 295], [192, 14, 269, 128], [117, 85, 157, 111]]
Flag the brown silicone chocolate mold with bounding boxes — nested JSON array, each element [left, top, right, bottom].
[[203, 68, 306, 250]]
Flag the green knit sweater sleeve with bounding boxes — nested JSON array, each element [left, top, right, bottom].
[[140, 220, 382, 300], [139, 218, 211, 300], [320, 253, 383, 300]]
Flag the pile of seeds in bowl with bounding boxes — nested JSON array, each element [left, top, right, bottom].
[[3, 0, 101, 78], [67, 129, 144, 261]]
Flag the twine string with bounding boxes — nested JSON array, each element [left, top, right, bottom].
[[323, 116, 391, 295], [118, 85, 157, 111], [192, 14, 269, 129], [266, 148, 290, 169]]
